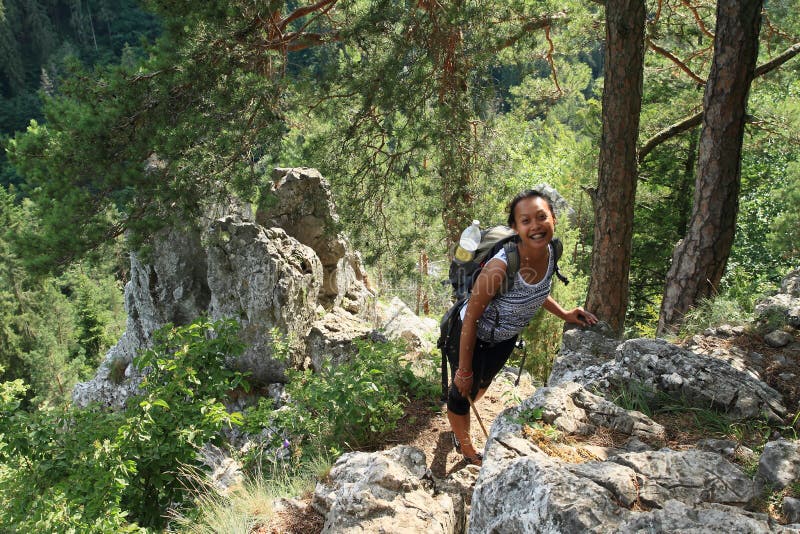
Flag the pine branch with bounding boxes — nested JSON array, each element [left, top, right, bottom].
[[647, 37, 706, 85], [678, 0, 714, 39], [638, 41, 800, 162], [493, 12, 569, 52], [544, 25, 563, 96], [279, 0, 339, 31]]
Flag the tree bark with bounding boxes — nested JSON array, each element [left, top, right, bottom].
[[585, 0, 646, 335], [657, 0, 763, 335]]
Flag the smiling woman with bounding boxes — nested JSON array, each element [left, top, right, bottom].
[[443, 189, 598, 466]]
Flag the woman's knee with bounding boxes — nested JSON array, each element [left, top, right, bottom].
[[447, 383, 469, 415]]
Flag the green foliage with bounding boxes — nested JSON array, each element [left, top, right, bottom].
[[243, 339, 431, 466], [120, 318, 248, 528], [0, 389, 135, 532], [766, 159, 800, 263], [0, 317, 248, 530], [0, 186, 126, 406], [676, 295, 754, 338]]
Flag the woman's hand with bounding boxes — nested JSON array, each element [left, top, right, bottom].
[[564, 307, 598, 326], [454, 369, 474, 398]]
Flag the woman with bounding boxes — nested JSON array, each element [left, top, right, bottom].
[[446, 189, 598, 465]]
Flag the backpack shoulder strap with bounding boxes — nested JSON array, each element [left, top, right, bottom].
[[500, 240, 520, 295], [550, 238, 569, 285]]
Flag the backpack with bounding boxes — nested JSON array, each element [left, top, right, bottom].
[[437, 227, 569, 400]]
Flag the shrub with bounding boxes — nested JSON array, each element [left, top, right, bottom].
[[119, 318, 249, 528], [243, 339, 428, 466], [0, 318, 249, 531]]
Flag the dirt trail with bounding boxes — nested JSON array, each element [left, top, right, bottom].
[[384, 371, 535, 478]]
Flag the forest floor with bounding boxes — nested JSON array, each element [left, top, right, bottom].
[[261, 329, 800, 533]]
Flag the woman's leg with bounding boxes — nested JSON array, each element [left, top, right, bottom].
[[447, 409, 482, 464]]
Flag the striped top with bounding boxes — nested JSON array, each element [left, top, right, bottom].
[[460, 243, 554, 343]]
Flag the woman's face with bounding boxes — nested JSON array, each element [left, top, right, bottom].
[[511, 196, 555, 250]]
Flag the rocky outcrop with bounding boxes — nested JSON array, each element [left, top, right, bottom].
[[73, 168, 377, 408], [549, 336, 787, 422], [376, 297, 439, 352], [73, 224, 212, 407], [534, 182, 577, 227], [469, 376, 795, 533], [256, 167, 374, 318], [312, 446, 464, 534], [465, 325, 800, 533], [205, 219, 322, 382], [470, 433, 771, 533], [755, 439, 800, 491]]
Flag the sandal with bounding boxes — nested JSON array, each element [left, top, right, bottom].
[[451, 433, 483, 466]]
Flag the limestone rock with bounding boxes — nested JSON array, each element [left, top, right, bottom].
[[257, 167, 374, 317], [612, 449, 756, 507], [548, 325, 620, 387], [618, 500, 794, 533], [470, 373, 773, 534], [756, 439, 800, 490], [784, 497, 800, 524], [306, 307, 374, 372], [765, 330, 795, 348], [534, 182, 577, 226], [755, 268, 800, 329], [312, 446, 463, 534], [472, 431, 760, 533], [492, 382, 665, 444], [378, 297, 439, 352], [471, 434, 632, 533], [551, 334, 786, 422], [73, 224, 211, 408], [199, 444, 243, 494], [74, 167, 381, 406], [206, 219, 322, 383]]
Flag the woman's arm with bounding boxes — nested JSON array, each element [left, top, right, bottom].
[[543, 296, 598, 326], [455, 258, 506, 397]]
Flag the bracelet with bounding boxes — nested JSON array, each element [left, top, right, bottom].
[[455, 369, 473, 379]]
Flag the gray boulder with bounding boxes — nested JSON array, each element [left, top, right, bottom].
[[755, 268, 800, 329], [306, 307, 374, 373], [784, 497, 800, 524], [551, 334, 786, 422], [377, 297, 439, 352], [756, 439, 800, 491], [548, 325, 621, 387], [765, 330, 795, 348], [312, 445, 464, 534]]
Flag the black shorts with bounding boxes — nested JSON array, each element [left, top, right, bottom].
[[444, 313, 517, 415]]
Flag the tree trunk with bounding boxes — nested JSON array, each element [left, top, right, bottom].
[[657, 0, 763, 335], [585, 0, 645, 336]]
